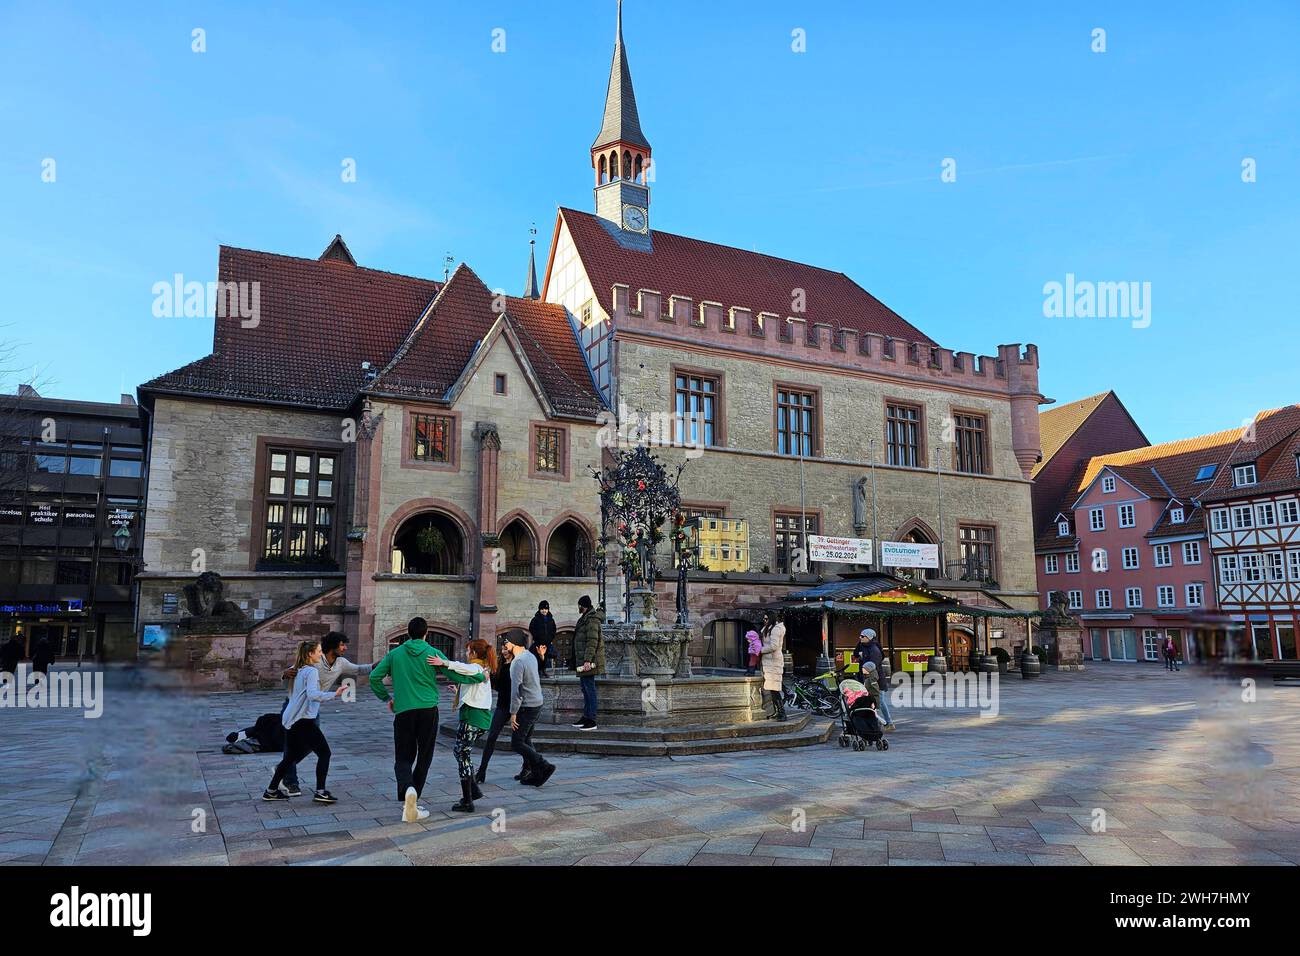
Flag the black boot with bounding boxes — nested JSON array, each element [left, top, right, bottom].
[[474, 766, 486, 784], [774, 691, 788, 722], [471, 779, 483, 800], [451, 778, 475, 813]]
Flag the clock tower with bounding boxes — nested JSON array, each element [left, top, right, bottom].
[[592, 0, 652, 251]]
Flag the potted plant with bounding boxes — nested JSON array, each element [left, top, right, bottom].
[[990, 646, 1010, 675], [416, 525, 446, 556]]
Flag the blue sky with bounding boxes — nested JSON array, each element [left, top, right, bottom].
[[1, 0, 1297, 444]]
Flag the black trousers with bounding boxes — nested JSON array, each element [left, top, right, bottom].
[[270, 720, 331, 792], [393, 706, 439, 800], [511, 705, 546, 773], [478, 705, 512, 775]]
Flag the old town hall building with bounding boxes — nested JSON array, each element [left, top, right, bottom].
[[136, 5, 1047, 680]]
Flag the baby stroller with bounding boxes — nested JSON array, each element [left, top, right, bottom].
[[836, 679, 889, 752]]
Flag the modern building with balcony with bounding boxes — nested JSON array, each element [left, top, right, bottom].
[[0, 386, 145, 662]]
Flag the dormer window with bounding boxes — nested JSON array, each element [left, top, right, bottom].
[[1101, 475, 1116, 494], [1233, 464, 1257, 487], [1170, 507, 1184, 524], [1057, 520, 1070, 537]]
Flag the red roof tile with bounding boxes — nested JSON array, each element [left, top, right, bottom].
[[143, 243, 604, 418], [557, 208, 935, 344]]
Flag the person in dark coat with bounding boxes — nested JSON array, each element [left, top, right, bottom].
[[529, 601, 556, 675], [31, 636, 54, 675], [0, 634, 22, 675], [857, 628, 895, 731]]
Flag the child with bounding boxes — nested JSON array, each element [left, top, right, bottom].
[[428, 640, 492, 813], [263, 640, 346, 804], [744, 629, 762, 675]]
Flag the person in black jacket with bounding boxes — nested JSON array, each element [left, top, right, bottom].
[[476, 630, 527, 784], [529, 601, 556, 676], [31, 636, 54, 675], [857, 628, 895, 731], [0, 634, 22, 676]]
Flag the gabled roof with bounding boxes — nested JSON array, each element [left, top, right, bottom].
[[1076, 425, 1243, 503], [142, 240, 605, 418], [1032, 391, 1147, 478], [556, 208, 934, 345], [366, 263, 605, 418], [1201, 405, 1300, 501], [143, 243, 440, 409]]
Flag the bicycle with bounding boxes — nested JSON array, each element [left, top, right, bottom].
[[786, 672, 839, 716]]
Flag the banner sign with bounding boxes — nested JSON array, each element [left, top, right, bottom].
[[880, 540, 940, 569], [808, 535, 872, 564]]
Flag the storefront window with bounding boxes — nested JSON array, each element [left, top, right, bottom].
[[109, 459, 142, 478]]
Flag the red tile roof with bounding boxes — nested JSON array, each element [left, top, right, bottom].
[[556, 208, 935, 344], [367, 264, 604, 417], [143, 242, 604, 418], [1201, 405, 1300, 501]]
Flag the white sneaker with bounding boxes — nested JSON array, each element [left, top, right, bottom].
[[402, 786, 419, 823], [415, 805, 430, 821]]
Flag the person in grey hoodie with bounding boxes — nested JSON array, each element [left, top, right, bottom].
[[504, 631, 555, 787], [263, 640, 345, 804]]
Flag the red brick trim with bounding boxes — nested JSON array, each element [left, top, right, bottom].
[[378, 497, 477, 570]]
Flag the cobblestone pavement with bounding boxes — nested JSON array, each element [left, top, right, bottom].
[[3, 664, 1298, 866]]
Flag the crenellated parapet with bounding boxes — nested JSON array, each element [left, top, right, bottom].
[[610, 283, 1041, 396]]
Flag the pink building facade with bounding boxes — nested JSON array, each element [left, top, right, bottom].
[[1035, 428, 1240, 663]]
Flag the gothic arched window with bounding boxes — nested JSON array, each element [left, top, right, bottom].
[[610, 151, 620, 179], [623, 151, 632, 182], [599, 154, 607, 184], [634, 154, 643, 183]]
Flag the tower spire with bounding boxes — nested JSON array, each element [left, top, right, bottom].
[[592, 0, 649, 152], [523, 224, 540, 299]]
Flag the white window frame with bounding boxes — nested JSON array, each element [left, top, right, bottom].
[[1092, 548, 1109, 572], [1280, 500, 1300, 525], [1057, 520, 1070, 537], [1044, 554, 1059, 574], [1267, 551, 1285, 582], [1170, 507, 1185, 524], [1095, 588, 1112, 610], [1142, 629, 1162, 661], [1232, 505, 1254, 530], [1210, 508, 1230, 532], [1157, 585, 1175, 608], [1089, 507, 1105, 532], [1241, 553, 1264, 583], [1064, 551, 1080, 573], [1257, 502, 1276, 527], [1219, 554, 1239, 585], [1102, 475, 1116, 494], [1153, 544, 1172, 567], [1122, 547, 1139, 570], [1118, 503, 1135, 528], [1125, 587, 1142, 608], [1067, 589, 1083, 610], [1182, 541, 1201, 564], [1234, 464, 1257, 487], [1185, 583, 1204, 606]]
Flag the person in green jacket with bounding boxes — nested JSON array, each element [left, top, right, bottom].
[[369, 617, 450, 822], [571, 595, 604, 730], [429, 637, 493, 813]]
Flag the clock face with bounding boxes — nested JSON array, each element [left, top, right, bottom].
[[622, 205, 647, 233]]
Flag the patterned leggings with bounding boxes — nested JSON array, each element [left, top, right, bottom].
[[453, 720, 486, 779]]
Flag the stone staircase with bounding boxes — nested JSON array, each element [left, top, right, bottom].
[[445, 712, 836, 757]]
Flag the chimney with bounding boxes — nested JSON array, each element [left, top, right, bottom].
[[17, 384, 39, 398], [120, 393, 137, 407]]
